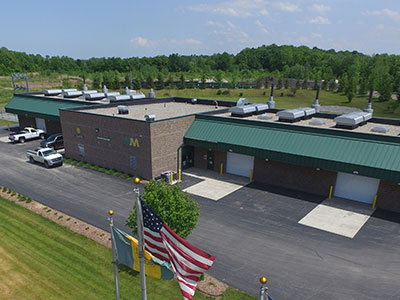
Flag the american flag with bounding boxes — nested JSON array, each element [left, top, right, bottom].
[[141, 199, 216, 300]]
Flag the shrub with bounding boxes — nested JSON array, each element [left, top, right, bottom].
[[222, 90, 230, 95], [126, 180, 200, 239], [216, 89, 222, 95]]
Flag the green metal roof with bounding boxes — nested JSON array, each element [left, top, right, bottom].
[[184, 115, 400, 182], [5, 94, 94, 121]]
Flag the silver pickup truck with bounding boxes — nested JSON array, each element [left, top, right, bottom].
[[27, 147, 63, 168], [9, 127, 46, 143]]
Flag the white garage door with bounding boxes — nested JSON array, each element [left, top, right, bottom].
[[334, 172, 380, 204], [226, 152, 254, 178], [35, 118, 47, 132]]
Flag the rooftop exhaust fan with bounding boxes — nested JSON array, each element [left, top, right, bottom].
[[43, 89, 62, 96], [277, 107, 316, 122], [84, 93, 105, 100], [334, 111, 372, 129], [117, 105, 129, 115], [145, 114, 155, 121], [109, 95, 131, 102]]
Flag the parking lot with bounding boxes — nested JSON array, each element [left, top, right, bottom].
[[1, 124, 400, 299]]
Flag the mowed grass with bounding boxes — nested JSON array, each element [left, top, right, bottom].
[[0, 196, 256, 300], [150, 88, 400, 119]]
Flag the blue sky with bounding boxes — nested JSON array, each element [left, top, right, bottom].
[[1, 0, 400, 58]]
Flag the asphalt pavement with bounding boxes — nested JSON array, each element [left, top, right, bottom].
[[1, 125, 400, 300]]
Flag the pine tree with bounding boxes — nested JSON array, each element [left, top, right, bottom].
[[277, 78, 282, 89]]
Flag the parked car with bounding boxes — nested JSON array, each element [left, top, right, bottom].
[[26, 147, 63, 168], [40, 133, 63, 150], [9, 127, 46, 143]]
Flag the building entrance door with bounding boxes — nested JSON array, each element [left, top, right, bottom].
[[181, 146, 194, 170]]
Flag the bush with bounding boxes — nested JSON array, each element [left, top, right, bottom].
[[216, 89, 222, 95], [222, 90, 230, 95], [126, 180, 200, 239]]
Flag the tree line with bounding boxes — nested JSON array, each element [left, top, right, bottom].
[[1, 44, 399, 102]]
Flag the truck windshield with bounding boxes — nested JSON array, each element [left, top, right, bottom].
[[42, 150, 57, 156]]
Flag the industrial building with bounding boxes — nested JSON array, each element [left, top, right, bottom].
[[5, 89, 400, 213]]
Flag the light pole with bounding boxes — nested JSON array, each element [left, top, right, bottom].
[[108, 210, 120, 300], [259, 276, 268, 300]]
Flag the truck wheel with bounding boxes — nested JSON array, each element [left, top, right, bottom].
[[20, 137, 25, 143], [40, 133, 45, 139], [29, 156, 34, 163], [44, 161, 49, 168]]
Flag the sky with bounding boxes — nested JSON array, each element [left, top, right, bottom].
[[1, 0, 400, 59]]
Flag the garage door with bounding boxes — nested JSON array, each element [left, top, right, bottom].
[[334, 172, 380, 204], [226, 152, 254, 178], [35, 118, 47, 132]]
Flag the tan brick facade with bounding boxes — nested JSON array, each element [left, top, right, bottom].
[[60, 110, 196, 179]]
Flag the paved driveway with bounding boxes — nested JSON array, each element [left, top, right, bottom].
[[1, 125, 400, 300]]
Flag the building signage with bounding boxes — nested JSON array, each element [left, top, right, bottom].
[[122, 136, 140, 148]]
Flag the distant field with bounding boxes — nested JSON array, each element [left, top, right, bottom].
[[0, 196, 255, 300], [1, 74, 399, 119]]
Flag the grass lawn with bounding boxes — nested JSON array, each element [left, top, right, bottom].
[[0, 119, 17, 126], [0, 196, 256, 300]]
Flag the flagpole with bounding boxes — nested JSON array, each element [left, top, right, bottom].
[[259, 276, 268, 300], [134, 177, 147, 300], [108, 210, 120, 300]]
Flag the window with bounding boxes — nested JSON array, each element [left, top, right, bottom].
[[78, 144, 85, 156], [130, 156, 137, 170]]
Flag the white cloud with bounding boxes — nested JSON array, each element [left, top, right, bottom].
[[255, 20, 269, 33], [189, 0, 271, 17], [310, 4, 330, 14], [363, 8, 400, 22], [376, 24, 385, 31], [131, 36, 148, 47], [130, 37, 201, 48], [226, 21, 236, 29], [310, 16, 331, 24], [275, 2, 300, 12]]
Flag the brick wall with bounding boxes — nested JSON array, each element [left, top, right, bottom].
[[17, 115, 35, 129], [60, 110, 153, 179], [150, 116, 195, 177], [377, 180, 400, 213], [45, 120, 62, 135], [253, 157, 337, 197]]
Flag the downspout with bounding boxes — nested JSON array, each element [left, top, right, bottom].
[[177, 142, 184, 177]]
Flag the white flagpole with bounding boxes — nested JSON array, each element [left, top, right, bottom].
[[134, 177, 147, 300], [108, 210, 120, 300]]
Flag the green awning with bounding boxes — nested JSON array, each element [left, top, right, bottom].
[[184, 115, 400, 182], [5, 94, 94, 121]]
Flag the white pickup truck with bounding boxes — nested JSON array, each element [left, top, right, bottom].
[[27, 147, 63, 168], [9, 127, 46, 143]]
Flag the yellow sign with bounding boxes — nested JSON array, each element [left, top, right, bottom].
[[76, 127, 81, 134], [122, 136, 140, 148]]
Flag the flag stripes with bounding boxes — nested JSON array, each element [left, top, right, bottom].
[[141, 199, 216, 300]]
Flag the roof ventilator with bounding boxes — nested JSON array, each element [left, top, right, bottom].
[[43, 89, 62, 96], [277, 107, 316, 122], [117, 105, 129, 115], [145, 114, 155, 121], [229, 98, 256, 117], [334, 111, 372, 129]]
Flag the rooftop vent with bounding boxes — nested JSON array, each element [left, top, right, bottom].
[[309, 119, 326, 126], [130, 93, 146, 100], [82, 90, 97, 96], [258, 113, 273, 120], [62, 88, 77, 92], [62, 91, 83, 98], [191, 98, 197, 104], [229, 98, 256, 117], [371, 126, 389, 133], [117, 105, 129, 115], [277, 107, 316, 122], [109, 95, 131, 102], [148, 88, 155, 99], [84, 93, 105, 100], [105, 92, 120, 98], [253, 103, 269, 114], [43, 89, 62, 96], [237, 98, 249, 107], [145, 114, 155, 121], [334, 111, 372, 129]]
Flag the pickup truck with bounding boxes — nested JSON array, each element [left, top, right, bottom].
[[9, 127, 46, 143], [27, 147, 63, 168]]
